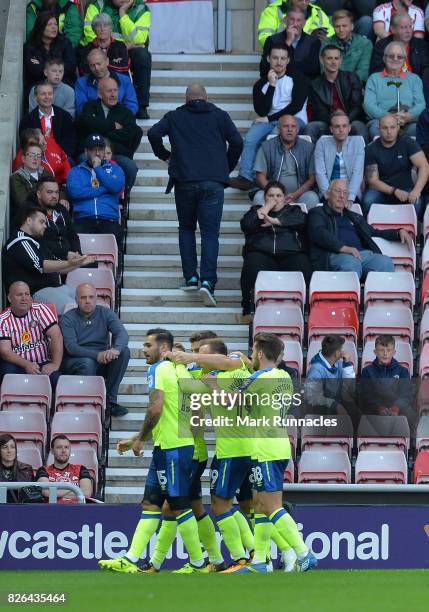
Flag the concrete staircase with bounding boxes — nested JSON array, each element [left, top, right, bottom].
[[105, 53, 259, 503]]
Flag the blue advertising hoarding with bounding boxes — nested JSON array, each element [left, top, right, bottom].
[[0, 504, 428, 570]]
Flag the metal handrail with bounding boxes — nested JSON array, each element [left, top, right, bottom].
[[0, 482, 86, 504]]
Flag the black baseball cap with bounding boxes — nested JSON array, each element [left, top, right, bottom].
[[84, 134, 106, 149]]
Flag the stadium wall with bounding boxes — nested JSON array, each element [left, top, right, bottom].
[[0, 0, 26, 296], [0, 504, 428, 570]]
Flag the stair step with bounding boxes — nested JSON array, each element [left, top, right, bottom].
[[150, 85, 251, 99], [123, 270, 240, 289], [124, 254, 242, 269], [151, 69, 258, 86], [127, 219, 241, 233], [124, 323, 248, 340], [129, 202, 249, 221], [120, 306, 243, 324], [129, 186, 250, 201], [121, 288, 241, 304], [152, 53, 259, 71], [136, 118, 253, 134], [139, 102, 255, 121], [126, 235, 243, 256]]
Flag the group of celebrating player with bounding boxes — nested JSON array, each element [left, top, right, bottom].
[[98, 328, 317, 574]]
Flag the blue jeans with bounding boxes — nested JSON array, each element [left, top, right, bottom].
[[114, 154, 138, 191], [328, 249, 394, 279], [0, 361, 60, 389], [174, 181, 224, 285], [362, 187, 423, 217], [367, 119, 417, 140], [62, 347, 130, 406]]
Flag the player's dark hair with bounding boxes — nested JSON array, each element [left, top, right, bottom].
[[37, 175, 58, 191], [50, 434, 70, 449], [188, 330, 218, 343], [269, 42, 291, 57], [253, 333, 284, 362], [375, 334, 395, 348], [146, 328, 174, 350], [321, 44, 342, 56], [20, 204, 46, 226], [321, 335, 345, 358], [199, 338, 228, 356], [264, 180, 286, 196]]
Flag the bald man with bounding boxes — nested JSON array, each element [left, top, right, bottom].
[[60, 283, 130, 418], [0, 281, 63, 388], [308, 178, 413, 278], [77, 75, 142, 191], [148, 83, 243, 306], [75, 48, 138, 116]]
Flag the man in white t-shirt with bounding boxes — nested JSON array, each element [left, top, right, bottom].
[[230, 43, 309, 191], [373, 0, 424, 40]]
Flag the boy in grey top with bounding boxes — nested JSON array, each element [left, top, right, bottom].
[[60, 283, 130, 417], [29, 58, 75, 118]]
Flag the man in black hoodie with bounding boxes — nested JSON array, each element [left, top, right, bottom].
[[230, 43, 308, 192], [147, 83, 243, 307]]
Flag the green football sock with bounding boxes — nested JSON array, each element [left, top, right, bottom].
[[197, 512, 223, 564], [270, 507, 307, 556], [271, 523, 292, 553], [216, 510, 246, 561], [232, 508, 254, 552], [177, 510, 204, 566], [150, 517, 177, 569], [253, 514, 272, 564], [127, 510, 162, 561]]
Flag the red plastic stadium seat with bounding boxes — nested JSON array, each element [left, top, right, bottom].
[[417, 378, 429, 415], [367, 204, 417, 239], [357, 415, 410, 455], [16, 443, 42, 471], [50, 412, 102, 458], [287, 423, 298, 459], [364, 271, 415, 309], [55, 376, 106, 422], [0, 411, 47, 456], [372, 237, 416, 274], [254, 271, 306, 310], [283, 458, 295, 484], [355, 450, 407, 484], [253, 304, 304, 342], [305, 339, 358, 374], [421, 239, 429, 279], [279, 338, 303, 377], [307, 301, 359, 343], [413, 451, 429, 483], [416, 416, 429, 453], [423, 206, 429, 242], [78, 234, 118, 276], [309, 271, 360, 309], [361, 340, 413, 374], [362, 304, 414, 343], [47, 446, 99, 489], [66, 268, 115, 308], [298, 449, 351, 483], [0, 374, 52, 421], [419, 274, 429, 313], [419, 309, 429, 347], [301, 414, 354, 456]]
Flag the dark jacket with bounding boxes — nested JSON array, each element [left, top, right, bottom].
[[416, 108, 429, 160], [309, 70, 363, 123], [23, 34, 76, 91], [0, 461, 34, 503], [10, 168, 54, 215], [253, 65, 309, 122], [260, 31, 321, 80], [307, 203, 401, 270], [147, 99, 243, 191], [78, 39, 130, 75], [360, 357, 411, 415], [240, 204, 307, 255], [370, 36, 429, 86], [78, 99, 142, 157], [19, 105, 76, 159], [26, 192, 81, 260]]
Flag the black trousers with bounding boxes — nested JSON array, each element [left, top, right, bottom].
[[240, 250, 313, 315], [129, 47, 152, 108]]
